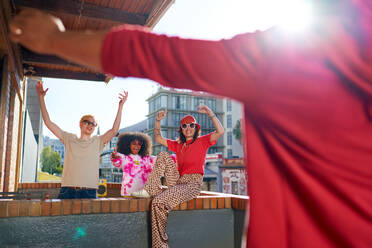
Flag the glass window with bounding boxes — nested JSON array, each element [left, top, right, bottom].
[[227, 131, 232, 145], [227, 100, 232, 112], [172, 95, 187, 110], [227, 149, 233, 158], [148, 116, 155, 129], [161, 129, 167, 138], [227, 115, 232, 128], [160, 95, 168, 108], [194, 98, 205, 110], [207, 99, 216, 112], [172, 112, 184, 126], [208, 147, 217, 154], [149, 99, 155, 113]]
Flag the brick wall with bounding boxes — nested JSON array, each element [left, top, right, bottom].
[[0, 56, 24, 193], [4, 87, 20, 192]]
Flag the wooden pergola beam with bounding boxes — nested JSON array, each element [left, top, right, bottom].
[[26, 65, 107, 82], [21, 48, 80, 67], [14, 0, 148, 25]]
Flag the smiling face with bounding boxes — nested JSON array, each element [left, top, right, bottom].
[[129, 140, 142, 155], [79, 116, 97, 136], [181, 123, 196, 140]]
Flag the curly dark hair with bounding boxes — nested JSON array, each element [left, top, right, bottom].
[[178, 125, 200, 144], [116, 132, 152, 157]]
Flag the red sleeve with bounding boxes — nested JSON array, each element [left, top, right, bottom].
[[166, 139, 178, 153], [199, 133, 217, 148], [101, 24, 266, 104]]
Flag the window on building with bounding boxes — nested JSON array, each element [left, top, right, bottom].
[[160, 95, 168, 108], [194, 98, 205, 110], [148, 116, 155, 129], [172, 95, 187, 110], [227, 100, 232, 112], [208, 147, 217, 154], [227, 149, 233, 158], [172, 112, 184, 126], [207, 99, 216, 112], [227, 131, 232, 145], [161, 129, 167, 138], [149, 99, 155, 113], [227, 115, 232, 128]]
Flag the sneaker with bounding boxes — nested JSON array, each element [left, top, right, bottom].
[[131, 189, 151, 198]]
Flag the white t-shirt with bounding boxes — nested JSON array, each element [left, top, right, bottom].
[[61, 131, 105, 189]]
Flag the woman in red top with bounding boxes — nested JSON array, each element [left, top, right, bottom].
[[132, 104, 224, 248]]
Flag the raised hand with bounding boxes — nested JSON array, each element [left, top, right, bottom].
[[156, 109, 167, 121], [119, 90, 128, 106], [9, 9, 65, 54], [197, 105, 213, 116], [111, 148, 120, 160], [35, 81, 49, 97]]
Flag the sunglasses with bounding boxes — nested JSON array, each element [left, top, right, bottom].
[[82, 119, 97, 127], [181, 123, 196, 129]]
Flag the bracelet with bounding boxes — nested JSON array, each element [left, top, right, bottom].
[[209, 114, 216, 118], [155, 119, 161, 121]]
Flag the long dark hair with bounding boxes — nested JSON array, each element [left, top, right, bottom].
[[178, 125, 200, 144], [116, 132, 152, 157]]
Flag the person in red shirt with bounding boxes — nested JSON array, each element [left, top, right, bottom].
[[9, 1, 372, 247], [131, 105, 224, 247]]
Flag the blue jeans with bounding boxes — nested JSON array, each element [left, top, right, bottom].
[[58, 187, 97, 199]]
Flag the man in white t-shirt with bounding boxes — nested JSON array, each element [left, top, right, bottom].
[[36, 81, 128, 199]]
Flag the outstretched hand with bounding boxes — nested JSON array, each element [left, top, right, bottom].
[[156, 109, 167, 121], [197, 105, 213, 116], [9, 9, 65, 55], [35, 81, 49, 97], [111, 148, 120, 160], [119, 91, 128, 106]]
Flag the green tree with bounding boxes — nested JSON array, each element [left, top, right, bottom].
[[233, 119, 242, 143], [41, 146, 62, 174]]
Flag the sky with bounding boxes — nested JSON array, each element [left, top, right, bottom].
[[41, 0, 313, 139]]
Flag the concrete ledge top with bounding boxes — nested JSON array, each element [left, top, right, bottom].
[[0, 184, 248, 218]]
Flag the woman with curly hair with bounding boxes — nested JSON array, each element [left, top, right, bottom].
[[110, 132, 155, 196]]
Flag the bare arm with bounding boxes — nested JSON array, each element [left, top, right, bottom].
[[154, 109, 168, 147], [197, 105, 224, 142], [102, 91, 128, 144], [35, 81, 64, 140], [9, 9, 106, 71]]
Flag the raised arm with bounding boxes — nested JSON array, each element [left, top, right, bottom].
[[197, 105, 224, 142], [35, 81, 64, 141], [154, 109, 168, 147], [102, 91, 128, 144], [9, 9, 106, 72]]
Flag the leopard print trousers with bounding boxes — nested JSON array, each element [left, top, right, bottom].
[[144, 151, 203, 248]]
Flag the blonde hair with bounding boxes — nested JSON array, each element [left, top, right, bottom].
[[80, 114, 97, 124]]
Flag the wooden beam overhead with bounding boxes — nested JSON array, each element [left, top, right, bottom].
[[21, 48, 80, 67], [27, 65, 107, 82], [14, 0, 148, 25]]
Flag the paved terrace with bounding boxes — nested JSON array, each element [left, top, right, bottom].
[[0, 183, 248, 248]]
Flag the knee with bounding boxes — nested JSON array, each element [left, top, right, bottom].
[[157, 151, 170, 159], [152, 199, 172, 213]]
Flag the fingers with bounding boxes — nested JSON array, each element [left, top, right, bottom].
[[9, 10, 34, 42]]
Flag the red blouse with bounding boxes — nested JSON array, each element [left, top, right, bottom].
[[167, 133, 217, 176]]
